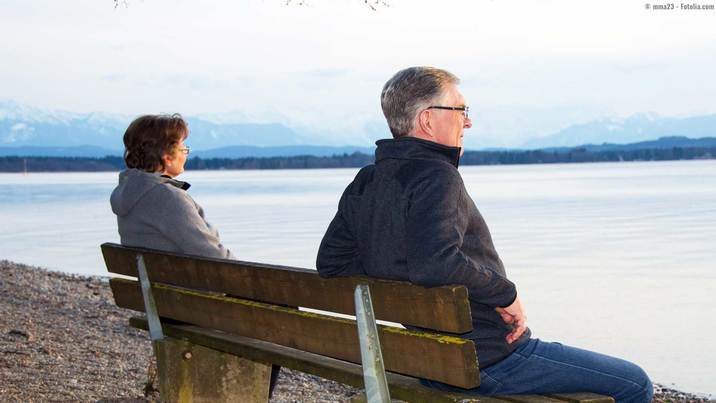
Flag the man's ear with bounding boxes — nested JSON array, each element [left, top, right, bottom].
[[417, 109, 434, 138]]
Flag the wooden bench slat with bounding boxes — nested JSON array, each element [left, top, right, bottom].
[[111, 278, 479, 388], [546, 394, 615, 403], [131, 319, 613, 403], [129, 317, 509, 403], [101, 243, 472, 333], [500, 395, 568, 402]]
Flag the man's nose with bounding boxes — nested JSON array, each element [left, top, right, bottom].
[[464, 116, 472, 128]]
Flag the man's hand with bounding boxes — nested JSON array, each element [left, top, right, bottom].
[[495, 296, 527, 344]]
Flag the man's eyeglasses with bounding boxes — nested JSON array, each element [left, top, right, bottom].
[[178, 146, 191, 155], [427, 105, 469, 120]]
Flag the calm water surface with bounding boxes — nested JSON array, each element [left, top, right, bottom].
[[1, 160, 714, 396]]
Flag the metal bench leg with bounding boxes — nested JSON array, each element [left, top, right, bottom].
[[355, 284, 391, 403], [136, 254, 164, 342]]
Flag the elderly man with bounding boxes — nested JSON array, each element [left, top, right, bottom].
[[316, 66, 653, 402]]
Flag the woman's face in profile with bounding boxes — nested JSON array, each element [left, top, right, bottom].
[[162, 139, 189, 178]]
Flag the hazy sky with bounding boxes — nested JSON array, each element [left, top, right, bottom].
[[1, 0, 715, 147]]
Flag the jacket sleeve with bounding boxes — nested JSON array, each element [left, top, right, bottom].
[[156, 189, 234, 260], [316, 185, 364, 277], [405, 170, 516, 308]]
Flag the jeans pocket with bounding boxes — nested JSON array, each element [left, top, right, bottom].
[[486, 352, 526, 380], [476, 371, 503, 395]]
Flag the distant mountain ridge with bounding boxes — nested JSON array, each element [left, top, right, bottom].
[[540, 136, 716, 153], [3, 137, 713, 173], [522, 113, 716, 148], [0, 145, 121, 158], [1, 136, 714, 159], [0, 144, 374, 158], [2, 100, 716, 153], [194, 145, 374, 158], [0, 100, 307, 150]]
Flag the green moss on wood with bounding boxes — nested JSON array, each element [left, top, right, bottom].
[[114, 278, 472, 347]]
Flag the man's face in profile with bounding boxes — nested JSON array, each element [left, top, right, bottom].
[[429, 83, 472, 156]]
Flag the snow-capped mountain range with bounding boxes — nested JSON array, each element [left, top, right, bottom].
[[1, 100, 715, 157], [0, 100, 308, 151], [521, 112, 716, 149]]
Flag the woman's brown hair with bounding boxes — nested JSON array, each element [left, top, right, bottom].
[[123, 113, 188, 172]]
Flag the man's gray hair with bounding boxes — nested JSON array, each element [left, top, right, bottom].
[[380, 66, 460, 138]]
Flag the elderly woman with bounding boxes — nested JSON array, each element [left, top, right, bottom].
[[110, 113, 233, 259]]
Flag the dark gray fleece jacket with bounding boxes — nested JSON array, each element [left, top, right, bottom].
[[316, 137, 530, 368], [110, 169, 233, 259]]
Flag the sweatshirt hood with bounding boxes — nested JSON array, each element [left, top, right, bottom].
[[110, 169, 190, 216]]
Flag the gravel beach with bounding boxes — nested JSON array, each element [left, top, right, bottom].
[[0, 260, 711, 402]]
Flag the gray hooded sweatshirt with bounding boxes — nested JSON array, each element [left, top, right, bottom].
[[110, 169, 233, 259]]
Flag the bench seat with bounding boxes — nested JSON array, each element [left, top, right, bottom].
[[102, 242, 614, 403]]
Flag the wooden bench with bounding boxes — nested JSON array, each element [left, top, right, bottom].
[[101, 242, 614, 403]]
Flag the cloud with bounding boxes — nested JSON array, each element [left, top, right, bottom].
[[301, 68, 351, 79], [101, 74, 125, 82], [1, 0, 715, 145]]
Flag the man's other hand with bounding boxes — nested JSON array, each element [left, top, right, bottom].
[[495, 296, 527, 344]]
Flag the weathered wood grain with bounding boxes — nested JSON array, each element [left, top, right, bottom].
[[546, 393, 615, 403], [155, 338, 272, 402], [102, 243, 472, 333], [501, 395, 568, 402], [131, 317, 507, 403], [112, 278, 479, 388]]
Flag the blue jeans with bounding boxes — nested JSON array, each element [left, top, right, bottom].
[[423, 339, 653, 403]]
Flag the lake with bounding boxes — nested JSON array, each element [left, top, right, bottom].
[[0, 160, 714, 396]]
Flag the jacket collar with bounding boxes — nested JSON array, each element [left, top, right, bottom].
[[160, 174, 191, 190], [375, 137, 461, 167]]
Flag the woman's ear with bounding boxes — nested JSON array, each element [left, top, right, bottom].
[[161, 152, 175, 169]]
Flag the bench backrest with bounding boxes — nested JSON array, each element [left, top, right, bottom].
[[102, 242, 480, 388]]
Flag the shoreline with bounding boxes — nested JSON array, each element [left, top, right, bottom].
[[1, 146, 715, 174], [0, 260, 712, 402]]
